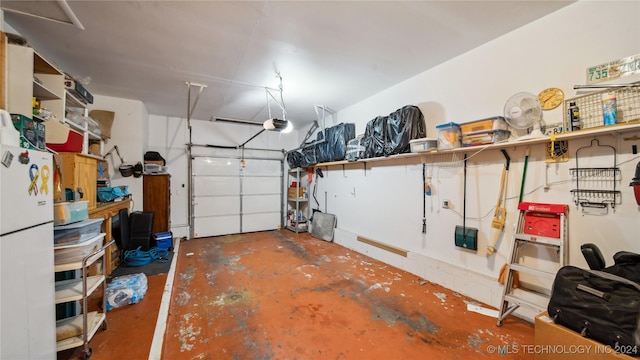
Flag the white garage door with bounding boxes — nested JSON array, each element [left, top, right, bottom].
[[192, 156, 282, 237]]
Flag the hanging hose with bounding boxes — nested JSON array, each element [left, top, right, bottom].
[[123, 246, 170, 267]]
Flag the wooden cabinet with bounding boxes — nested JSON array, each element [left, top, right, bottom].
[[58, 153, 98, 210], [143, 174, 171, 234], [89, 199, 131, 275]]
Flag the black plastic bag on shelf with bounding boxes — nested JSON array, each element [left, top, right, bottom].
[[385, 105, 426, 156], [286, 151, 303, 168], [363, 116, 386, 158], [301, 145, 317, 166], [315, 130, 331, 163], [329, 123, 356, 161]]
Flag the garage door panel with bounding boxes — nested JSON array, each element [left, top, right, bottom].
[[243, 160, 281, 176], [192, 155, 281, 238], [242, 194, 281, 213], [193, 157, 240, 176], [194, 176, 240, 196], [194, 216, 240, 237], [194, 196, 239, 217], [242, 177, 280, 195], [242, 213, 280, 232]]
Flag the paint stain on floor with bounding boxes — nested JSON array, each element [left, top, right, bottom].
[[162, 230, 534, 359]]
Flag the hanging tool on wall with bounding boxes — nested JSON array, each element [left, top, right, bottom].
[[422, 163, 427, 234], [487, 149, 510, 255], [455, 154, 478, 250], [519, 148, 529, 203]]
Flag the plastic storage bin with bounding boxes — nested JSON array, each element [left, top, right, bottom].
[[460, 116, 508, 135], [462, 129, 512, 147], [409, 138, 437, 153], [435, 122, 462, 149], [54, 233, 104, 265], [106, 273, 148, 311], [154, 232, 173, 250], [54, 218, 103, 245], [54, 201, 89, 225]]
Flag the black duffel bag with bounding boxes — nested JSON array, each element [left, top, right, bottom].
[[548, 265, 640, 356]]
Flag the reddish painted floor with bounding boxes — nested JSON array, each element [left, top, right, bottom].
[[163, 230, 534, 359], [58, 230, 535, 359]]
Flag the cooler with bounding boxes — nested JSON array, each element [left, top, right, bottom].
[[154, 231, 173, 250]]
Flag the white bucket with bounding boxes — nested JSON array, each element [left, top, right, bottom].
[[0, 110, 20, 147]]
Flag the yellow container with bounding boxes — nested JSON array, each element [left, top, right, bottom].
[[460, 116, 507, 135]]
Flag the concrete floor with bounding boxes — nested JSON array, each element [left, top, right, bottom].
[[60, 230, 535, 359]]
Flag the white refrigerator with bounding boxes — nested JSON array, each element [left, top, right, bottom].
[[0, 145, 56, 359]]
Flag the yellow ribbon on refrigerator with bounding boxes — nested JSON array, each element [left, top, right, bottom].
[[40, 165, 50, 195]]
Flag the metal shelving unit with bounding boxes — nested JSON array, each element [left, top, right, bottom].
[[54, 237, 112, 359], [286, 167, 308, 233]]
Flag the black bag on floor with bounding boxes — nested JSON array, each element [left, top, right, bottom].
[[547, 265, 640, 356]]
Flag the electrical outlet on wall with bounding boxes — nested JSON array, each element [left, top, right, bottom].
[[442, 200, 450, 209]]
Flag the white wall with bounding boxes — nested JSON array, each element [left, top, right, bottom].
[[88, 95, 147, 211], [308, 1, 640, 319]]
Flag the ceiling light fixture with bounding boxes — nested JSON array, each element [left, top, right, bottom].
[[263, 72, 292, 133]]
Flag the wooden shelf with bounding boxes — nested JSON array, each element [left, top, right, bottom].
[[313, 121, 640, 167], [33, 80, 60, 101]]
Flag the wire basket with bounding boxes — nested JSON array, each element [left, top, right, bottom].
[[563, 87, 640, 130]]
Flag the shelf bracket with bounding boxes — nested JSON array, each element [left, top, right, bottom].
[[363, 162, 367, 176], [342, 164, 347, 178]]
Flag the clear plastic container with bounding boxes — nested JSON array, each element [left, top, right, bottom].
[[54, 233, 104, 265], [409, 138, 437, 152], [54, 201, 88, 225], [436, 122, 462, 149], [54, 218, 103, 245]]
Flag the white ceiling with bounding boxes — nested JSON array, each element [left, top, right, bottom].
[[3, 1, 573, 129]]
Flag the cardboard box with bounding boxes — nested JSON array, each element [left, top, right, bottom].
[[288, 187, 304, 199], [97, 160, 109, 180], [11, 114, 40, 150], [64, 78, 93, 104], [89, 110, 114, 139], [535, 312, 634, 360]]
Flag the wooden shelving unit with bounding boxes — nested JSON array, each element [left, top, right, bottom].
[[312, 121, 640, 168]]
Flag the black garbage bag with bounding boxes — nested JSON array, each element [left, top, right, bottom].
[[329, 123, 356, 161], [315, 130, 331, 164], [363, 116, 386, 158], [286, 151, 303, 168], [301, 145, 318, 166], [385, 105, 426, 156]]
